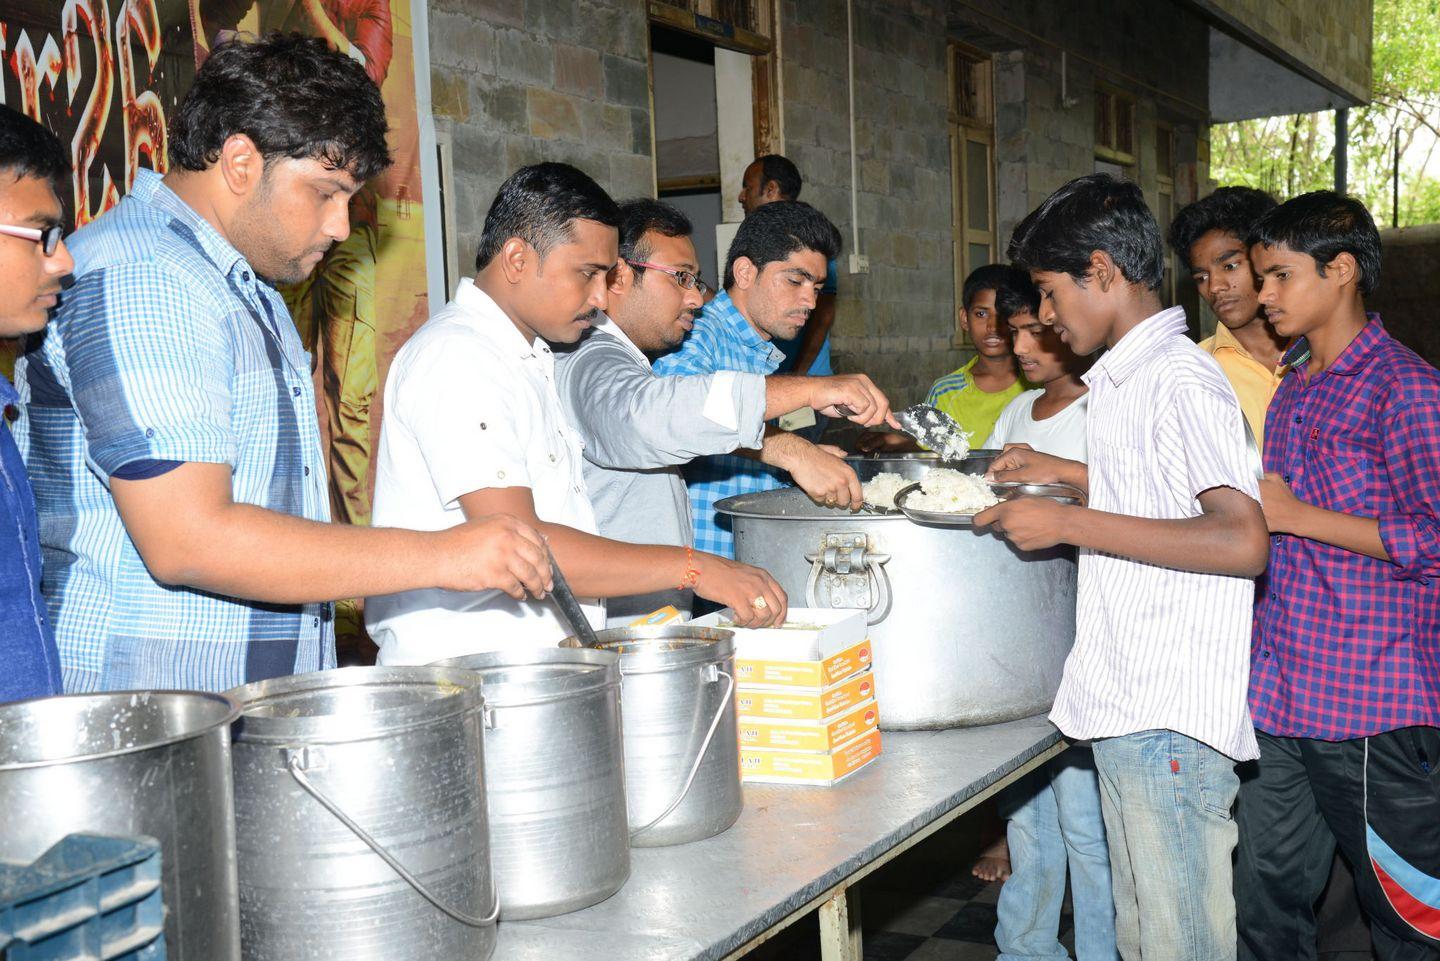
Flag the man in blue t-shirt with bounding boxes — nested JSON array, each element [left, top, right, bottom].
[[0, 106, 73, 703]]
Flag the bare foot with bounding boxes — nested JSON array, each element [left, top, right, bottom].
[[970, 836, 1011, 883]]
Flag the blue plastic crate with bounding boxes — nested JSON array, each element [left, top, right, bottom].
[[0, 834, 165, 961]]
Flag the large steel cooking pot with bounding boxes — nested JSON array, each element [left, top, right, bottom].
[[434, 648, 629, 920], [577, 626, 742, 847], [0, 690, 242, 961], [719, 454, 1077, 729], [228, 667, 496, 961], [846, 450, 1000, 483]]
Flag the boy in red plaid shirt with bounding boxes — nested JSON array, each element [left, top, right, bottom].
[[1238, 191, 1440, 959]]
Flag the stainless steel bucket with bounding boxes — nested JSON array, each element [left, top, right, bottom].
[[0, 690, 242, 961], [579, 626, 742, 847], [720, 452, 1078, 729], [227, 667, 495, 961], [434, 648, 629, 920]]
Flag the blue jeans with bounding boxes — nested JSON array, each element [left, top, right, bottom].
[[1091, 730, 1240, 961], [996, 747, 1119, 961]]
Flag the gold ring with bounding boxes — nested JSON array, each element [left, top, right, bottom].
[[751, 596, 768, 610]]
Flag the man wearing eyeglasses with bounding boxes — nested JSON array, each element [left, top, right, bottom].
[[556, 199, 894, 621], [0, 107, 73, 703]]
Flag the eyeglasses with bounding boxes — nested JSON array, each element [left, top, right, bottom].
[[625, 259, 709, 294], [0, 223, 64, 257]]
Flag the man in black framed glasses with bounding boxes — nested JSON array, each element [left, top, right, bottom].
[[555, 198, 895, 623], [0, 105, 73, 703]]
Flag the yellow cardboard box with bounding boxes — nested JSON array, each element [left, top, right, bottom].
[[733, 638, 872, 689], [690, 608, 870, 688], [740, 729, 883, 785], [738, 698, 880, 752], [734, 670, 876, 721], [629, 605, 686, 627]]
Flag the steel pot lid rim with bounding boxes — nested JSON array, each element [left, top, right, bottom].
[[844, 447, 1001, 462], [228, 665, 484, 743], [433, 647, 621, 707], [0, 689, 239, 770], [577, 625, 735, 674]]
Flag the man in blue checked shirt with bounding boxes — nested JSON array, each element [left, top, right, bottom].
[[0, 107, 73, 703], [652, 201, 870, 558], [16, 35, 551, 695]]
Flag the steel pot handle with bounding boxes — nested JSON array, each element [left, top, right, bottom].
[[286, 748, 500, 928], [629, 665, 735, 841], [804, 536, 893, 625]]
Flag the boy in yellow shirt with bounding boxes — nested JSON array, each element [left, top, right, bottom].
[[858, 264, 1028, 452], [1168, 187, 1289, 448]]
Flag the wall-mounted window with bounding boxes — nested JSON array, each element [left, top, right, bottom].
[[1155, 123, 1177, 305], [1095, 84, 1136, 167], [949, 42, 996, 346]]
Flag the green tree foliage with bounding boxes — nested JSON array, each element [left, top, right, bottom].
[[1211, 0, 1440, 226]]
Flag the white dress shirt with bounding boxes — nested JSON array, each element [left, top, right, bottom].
[[366, 279, 605, 664], [1048, 307, 1261, 762]]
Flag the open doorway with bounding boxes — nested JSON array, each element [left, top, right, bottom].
[[651, 25, 723, 291], [647, 2, 779, 284]]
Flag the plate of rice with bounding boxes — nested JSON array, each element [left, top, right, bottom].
[[894, 468, 1002, 526]]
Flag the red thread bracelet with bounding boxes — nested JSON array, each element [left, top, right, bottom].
[[678, 545, 701, 591]]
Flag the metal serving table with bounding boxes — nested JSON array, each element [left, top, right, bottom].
[[493, 714, 1064, 961]]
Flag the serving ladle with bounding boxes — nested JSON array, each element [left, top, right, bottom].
[[547, 550, 601, 649]]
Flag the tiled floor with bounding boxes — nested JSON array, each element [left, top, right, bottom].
[[743, 807, 1075, 961], [740, 807, 1376, 961]]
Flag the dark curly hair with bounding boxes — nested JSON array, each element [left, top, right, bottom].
[[0, 106, 69, 195], [1248, 191, 1382, 297], [169, 33, 390, 182], [1008, 174, 1165, 291], [1167, 186, 1277, 271], [723, 200, 841, 289]]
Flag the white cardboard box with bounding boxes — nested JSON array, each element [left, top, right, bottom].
[[689, 608, 867, 660]]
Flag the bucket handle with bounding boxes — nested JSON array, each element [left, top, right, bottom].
[[629, 665, 735, 841], [286, 748, 500, 928]]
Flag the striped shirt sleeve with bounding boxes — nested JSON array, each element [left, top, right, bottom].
[[925, 378, 943, 406], [1168, 383, 1260, 503], [62, 262, 237, 476]]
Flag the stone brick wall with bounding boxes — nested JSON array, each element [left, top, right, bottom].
[[1369, 224, 1440, 369], [427, 0, 654, 268], [425, 0, 1365, 405], [777, 0, 960, 405], [790, 0, 1213, 404]]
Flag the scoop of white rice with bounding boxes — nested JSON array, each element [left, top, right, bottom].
[[861, 472, 909, 509], [905, 468, 1000, 514]]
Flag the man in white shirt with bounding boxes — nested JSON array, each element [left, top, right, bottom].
[[367, 164, 787, 665], [555, 199, 893, 624], [982, 274, 1116, 961], [977, 174, 1268, 961]]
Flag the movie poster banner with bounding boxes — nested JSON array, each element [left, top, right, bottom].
[[1, 0, 431, 535]]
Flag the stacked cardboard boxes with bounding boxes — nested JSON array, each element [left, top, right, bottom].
[[691, 608, 882, 786]]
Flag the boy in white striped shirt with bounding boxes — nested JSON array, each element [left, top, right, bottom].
[[975, 174, 1268, 961]]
